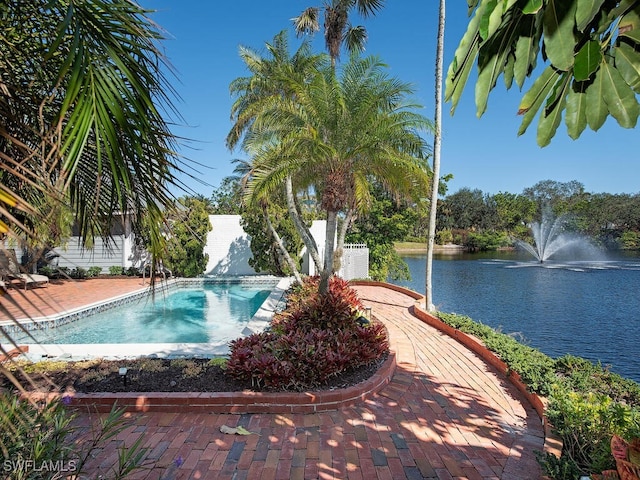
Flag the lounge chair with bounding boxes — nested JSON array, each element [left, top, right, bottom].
[[0, 248, 49, 290]]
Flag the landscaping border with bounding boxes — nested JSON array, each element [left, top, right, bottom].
[[351, 280, 564, 462], [23, 351, 396, 414]]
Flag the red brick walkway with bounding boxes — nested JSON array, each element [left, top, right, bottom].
[[2, 280, 545, 479]]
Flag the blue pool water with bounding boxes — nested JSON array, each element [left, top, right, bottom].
[[24, 284, 272, 344]]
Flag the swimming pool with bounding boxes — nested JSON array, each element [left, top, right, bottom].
[[3, 277, 291, 358]]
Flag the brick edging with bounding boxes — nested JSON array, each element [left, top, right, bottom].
[[23, 351, 396, 414], [351, 280, 563, 461]]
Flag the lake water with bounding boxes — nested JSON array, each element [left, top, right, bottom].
[[392, 251, 640, 383]]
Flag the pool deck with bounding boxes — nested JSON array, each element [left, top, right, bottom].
[[1, 278, 549, 479]]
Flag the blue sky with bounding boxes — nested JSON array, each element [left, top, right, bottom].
[[145, 0, 639, 197]]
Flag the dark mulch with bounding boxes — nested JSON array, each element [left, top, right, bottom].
[[3, 355, 387, 394]]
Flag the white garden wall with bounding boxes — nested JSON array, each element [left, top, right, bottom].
[[205, 215, 329, 276], [204, 215, 256, 275]]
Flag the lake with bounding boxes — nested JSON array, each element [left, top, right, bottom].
[[391, 251, 640, 383]]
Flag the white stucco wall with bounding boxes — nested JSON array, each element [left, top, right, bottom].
[[204, 215, 256, 275], [205, 215, 328, 276]]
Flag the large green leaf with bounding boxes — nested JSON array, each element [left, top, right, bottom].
[[600, 61, 640, 128], [615, 42, 640, 93], [542, 0, 577, 71], [522, 0, 543, 15], [513, 13, 541, 88], [619, 6, 640, 44], [504, 51, 516, 88], [479, 0, 499, 40], [575, 0, 606, 32], [445, 1, 487, 111], [475, 10, 522, 116], [517, 65, 557, 135], [537, 73, 570, 146], [574, 40, 602, 81], [585, 66, 607, 130], [565, 82, 588, 139]]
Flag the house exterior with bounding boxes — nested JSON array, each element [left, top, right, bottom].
[[7, 214, 368, 279]]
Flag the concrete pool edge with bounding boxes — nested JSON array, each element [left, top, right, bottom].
[[2, 275, 291, 359], [24, 351, 397, 414]]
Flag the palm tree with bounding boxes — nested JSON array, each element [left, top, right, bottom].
[[243, 54, 433, 294], [227, 31, 327, 281], [426, 0, 446, 312], [0, 0, 183, 267], [0, 1, 184, 365], [292, 0, 385, 68]]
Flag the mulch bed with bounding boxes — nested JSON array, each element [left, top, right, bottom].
[[2, 355, 387, 394]]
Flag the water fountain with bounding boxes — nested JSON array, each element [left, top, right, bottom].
[[515, 211, 591, 263]]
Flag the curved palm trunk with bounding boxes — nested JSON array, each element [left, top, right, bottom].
[[336, 208, 354, 253], [262, 204, 302, 283], [319, 209, 339, 294], [285, 175, 322, 272], [426, 0, 445, 312]]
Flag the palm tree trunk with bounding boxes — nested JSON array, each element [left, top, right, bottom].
[[285, 175, 323, 272], [334, 207, 355, 272], [262, 204, 302, 283], [319, 209, 338, 294], [426, 0, 445, 312]]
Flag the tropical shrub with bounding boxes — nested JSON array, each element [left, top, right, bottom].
[[87, 266, 103, 277], [69, 267, 87, 279], [109, 266, 124, 276], [226, 276, 388, 390]]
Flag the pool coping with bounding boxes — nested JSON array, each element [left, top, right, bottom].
[[2, 276, 292, 360]]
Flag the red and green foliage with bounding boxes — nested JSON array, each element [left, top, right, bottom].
[[226, 277, 388, 390]]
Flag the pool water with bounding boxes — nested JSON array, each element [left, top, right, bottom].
[[24, 284, 272, 344]]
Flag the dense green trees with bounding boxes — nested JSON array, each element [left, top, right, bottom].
[[436, 180, 640, 251], [163, 197, 212, 277], [345, 185, 415, 281]]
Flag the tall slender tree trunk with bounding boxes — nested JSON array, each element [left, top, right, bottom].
[[335, 207, 355, 270], [262, 203, 302, 283], [285, 175, 323, 272], [426, 0, 445, 312], [319, 209, 338, 294]]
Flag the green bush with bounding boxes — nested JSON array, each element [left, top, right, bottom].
[[109, 266, 124, 276], [544, 385, 640, 476], [125, 266, 140, 276], [87, 266, 102, 277], [37, 265, 55, 277], [70, 267, 87, 279], [0, 394, 148, 479]]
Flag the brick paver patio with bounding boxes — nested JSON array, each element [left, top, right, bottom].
[[1, 279, 546, 479]]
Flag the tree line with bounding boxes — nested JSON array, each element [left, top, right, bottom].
[[206, 177, 640, 282], [434, 179, 640, 252]]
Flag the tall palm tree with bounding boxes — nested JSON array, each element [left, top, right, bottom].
[[243, 54, 433, 294], [227, 31, 327, 280], [426, 0, 446, 312], [0, 0, 184, 265], [292, 0, 385, 68]]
